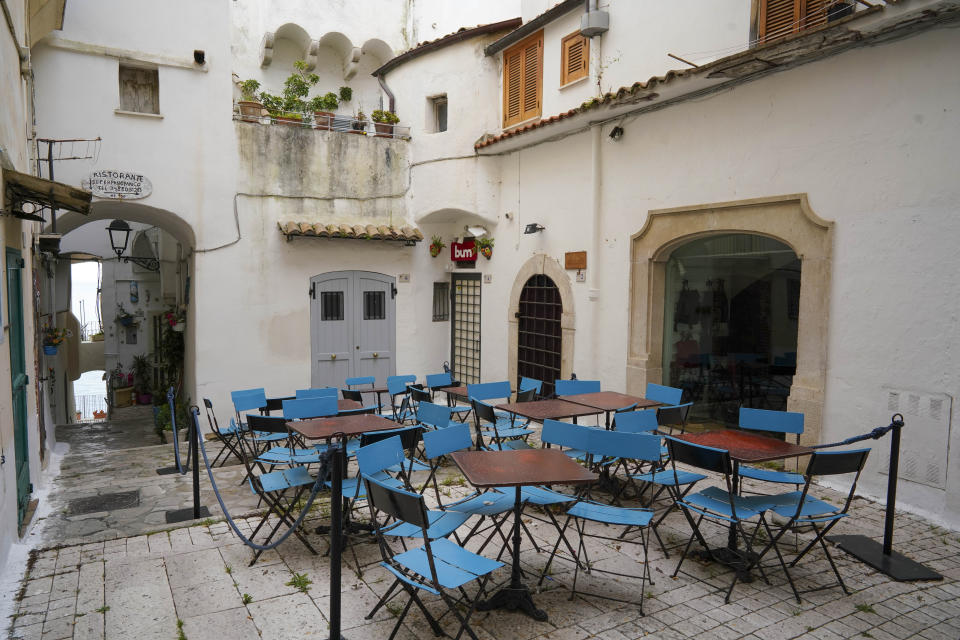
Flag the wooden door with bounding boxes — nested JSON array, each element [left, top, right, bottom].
[[6, 248, 30, 526]]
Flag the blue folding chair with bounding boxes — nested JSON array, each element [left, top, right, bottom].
[[417, 401, 459, 431], [232, 388, 285, 450], [470, 399, 533, 451], [295, 387, 338, 399], [426, 372, 471, 421], [362, 475, 504, 640], [554, 379, 601, 396], [540, 419, 589, 461], [382, 375, 417, 422], [519, 376, 543, 397], [645, 382, 692, 433], [282, 396, 339, 420], [345, 376, 375, 389], [201, 398, 244, 467], [737, 408, 806, 487]]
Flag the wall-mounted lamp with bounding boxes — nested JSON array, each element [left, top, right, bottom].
[[524, 223, 545, 234], [608, 126, 624, 141], [403, 239, 417, 247], [466, 225, 488, 238], [106, 219, 160, 271]]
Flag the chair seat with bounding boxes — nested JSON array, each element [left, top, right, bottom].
[[560, 448, 587, 461], [449, 405, 471, 415], [257, 447, 323, 465], [252, 432, 288, 443], [681, 485, 774, 520], [568, 500, 653, 527], [480, 427, 533, 439], [446, 490, 514, 516], [385, 457, 431, 473], [739, 465, 804, 484], [765, 490, 843, 520], [521, 485, 575, 506], [393, 538, 504, 590], [631, 468, 706, 486], [332, 472, 400, 499], [258, 466, 316, 493], [381, 510, 471, 539]]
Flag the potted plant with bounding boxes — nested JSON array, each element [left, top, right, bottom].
[[429, 235, 446, 258], [260, 60, 320, 126], [163, 305, 186, 332], [310, 92, 339, 130], [351, 107, 367, 134], [131, 354, 153, 405], [237, 79, 263, 121], [339, 86, 352, 103], [41, 325, 71, 355], [372, 109, 400, 138], [476, 236, 494, 260], [116, 305, 137, 327]]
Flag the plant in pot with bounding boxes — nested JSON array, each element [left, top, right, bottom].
[[429, 235, 446, 258], [237, 79, 263, 121], [115, 305, 137, 327], [309, 92, 339, 130], [131, 354, 153, 405], [372, 109, 400, 138], [260, 59, 320, 126], [475, 236, 494, 259], [163, 305, 186, 332], [338, 86, 352, 103], [351, 107, 367, 134], [41, 325, 71, 355]]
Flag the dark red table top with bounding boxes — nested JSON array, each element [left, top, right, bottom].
[[451, 449, 598, 488], [495, 399, 601, 422], [338, 399, 361, 411], [677, 429, 813, 463], [289, 414, 398, 441], [559, 391, 661, 412], [444, 385, 515, 399]]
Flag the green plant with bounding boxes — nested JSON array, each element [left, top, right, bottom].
[[287, 572, 312, 593], [41, 325, 72, 347], [95, 606, 109, 614], [176, 618, 186, 640], [155, 394, 191, 439], [239, 79, 260, 102], [339, 86, 352, 102], [855, 603, 876, 614], [131, 354, 151, 395], [429, 235, 445, 258], [259, 60, 320, 118], [242, 593, 253, 604], [309, 92, 339, 112], [372, 109, 399, 124], [354, 107, 367, 121], [476, 236, 494, 259]]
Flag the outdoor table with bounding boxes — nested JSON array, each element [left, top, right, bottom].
[[559, 391, 661, 428], [451, 449, 598, 621], [494, 398, 602, 425], [262, 397, 362, 416], [676, 429, 813, 575]]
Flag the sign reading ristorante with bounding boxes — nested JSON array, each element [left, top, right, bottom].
[[82, 170, 152, 200]]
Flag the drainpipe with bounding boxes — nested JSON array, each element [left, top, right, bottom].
[[376, 72, 396, 113], [588, 124, 602, 378]]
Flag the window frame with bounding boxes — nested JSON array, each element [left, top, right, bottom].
[[501, 30, 543, 129], [560, 31, 589, 87], [429, 95, 448, 133], [118, 62, 160, 115]]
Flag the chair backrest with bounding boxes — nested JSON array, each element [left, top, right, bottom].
[[665, 437, 733, 475], [519, 377, 543, 395], [341, 389, 363, 402], [356, 435, 407, 476], [202, 398, 222, 433], [471, 399, 497, 425], [345, 376, 375, 389], [586, 428, 661, 463], [541, 419, 590, 451], [554, 379, 601, 396], [613, 409, 659, 433], [282, 396, 338, 420], [246, 414, 288, 435], [363, 474, 429, 528], [387, 374, 417, 396], [739, 407, 804, 435], [262, 396, 294, 415], [467, 381, 511, 402], [806, 448, 870, 478], [645, 383, 683, 406], [515, 387, 536, 403], [409, 386, 431, 404], [360, 425, 423, 452], [232, 388, 266, 413], [425, 372, 453, 389], [296, 387, 338, 399], [418, 401, 452, 429], [423, 422, 472, 459]]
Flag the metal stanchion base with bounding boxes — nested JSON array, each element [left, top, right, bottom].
[[828, 535, 942, 581], [156, 466, 182, 475], [164, 506, 211, 524], [476, 584, 548, 621]]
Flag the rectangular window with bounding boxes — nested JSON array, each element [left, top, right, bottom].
[[432, 282, 450, 321], [757, 0, 833, 43], [560, 32, 589, 86], [430, 96, 448, 133], [119, 64, 160, 114], [363, 291, 385, 320], [502, 30, 543, 128], [321, 291, 344, 321]]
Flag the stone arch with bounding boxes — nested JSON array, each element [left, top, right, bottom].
[[49, 201, 196, 249], [507, 254, 576, 388], [627, 193, 832, 446]]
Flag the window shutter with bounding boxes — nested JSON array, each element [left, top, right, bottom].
[[502, 31, 543, 128], [759, 0, 833, 44], [521, 38, 541, 121], [503, 49, 523, 125], [561, 32, 589, 86], [804, 0, 829, 30]]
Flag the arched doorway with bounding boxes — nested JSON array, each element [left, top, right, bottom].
[[517, 274, 563, 397], [663, 233, 801, 427]]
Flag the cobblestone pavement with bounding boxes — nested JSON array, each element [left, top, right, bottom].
[[6, 412, 960, 639]]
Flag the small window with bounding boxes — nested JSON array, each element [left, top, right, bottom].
[[119, 64, 159, 114], [757, 0, 840, 44], [560, 32, 589, 86], [321, 291, 344, 321], [430, 96, 448, 133], [432, 282, 450, 321], [363, 291, 386, 320], [124, 325, 137, 345]]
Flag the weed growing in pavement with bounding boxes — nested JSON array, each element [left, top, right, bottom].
[[386, 602, 404, 618], [224, 565, 232, 574], [95, 606, 110, 614], [855, 603, 876, 614], [242, 593, 253, 604], [287, 572, 312, 593], [177, 618, 187, 640]]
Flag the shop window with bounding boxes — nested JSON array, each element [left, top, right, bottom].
[[560, 31, 589, 86], [502, 31, 542, 127], [429, 95, 448, 133], [432, 282, 450, 321], [119, 64, 159, 114]]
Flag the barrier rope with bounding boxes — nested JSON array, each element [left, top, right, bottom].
[[168, 387, 191, 474], [191, 407, 332, 551], [809, 413, 904, 449]]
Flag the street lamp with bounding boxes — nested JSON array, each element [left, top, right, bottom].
[[106, 219, 159, 271]]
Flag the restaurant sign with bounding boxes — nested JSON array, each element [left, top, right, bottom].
[[81, 170, 152, 200], [450, 240, 476, 262]]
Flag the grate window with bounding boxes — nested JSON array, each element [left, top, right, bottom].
[[517, 274, 562, 397], [363, 291, 386, 320], [451, 274, 481, 385], [433, 282, 450, 321], [321, 291, 344, 321]]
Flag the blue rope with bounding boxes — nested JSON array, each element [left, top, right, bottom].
[[810, 414, 904, 449], [191, 407, 331, 551], [168, 387, 189, 474]]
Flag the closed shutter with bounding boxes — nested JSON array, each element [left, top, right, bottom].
[[561, 31, 589, 86], [759, 0, 832, 44], [503, 31, 542, 128]]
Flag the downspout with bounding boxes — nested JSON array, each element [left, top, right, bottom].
[[376, 72, 396, 114], [588, 123, 602, 376]]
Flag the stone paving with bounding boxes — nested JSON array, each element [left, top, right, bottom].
[[6, 410, 960, 640]]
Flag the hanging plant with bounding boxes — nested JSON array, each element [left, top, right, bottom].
[[476, 237, 494, 259], [429, 235, 445, 258]]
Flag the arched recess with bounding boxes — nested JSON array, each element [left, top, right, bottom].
[[48, 201, 196, 249], [627, 194, 833, 447], [508, 254, 575, 390]]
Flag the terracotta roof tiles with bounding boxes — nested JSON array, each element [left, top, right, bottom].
[[278, 221, 424, 242]]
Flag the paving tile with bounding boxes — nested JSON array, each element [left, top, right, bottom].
[[72, 611, 105, 640], [104, 557, 177, 639], [164, 547, 227, 589], [246, 592, 328, 638], [231, 563, 298, 601], [181, 607, 261, 640], [171, 577, 244, 618]]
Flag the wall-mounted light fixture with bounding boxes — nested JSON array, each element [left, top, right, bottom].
[[608, 126, 624, 141], [524, 223, 545, 234], [106, 219, 159, 271]]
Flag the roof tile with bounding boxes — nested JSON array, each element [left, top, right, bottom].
[[278, 221, 424, 242]]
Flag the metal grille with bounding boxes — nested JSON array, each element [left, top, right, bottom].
[[363, 290, 385, 320], [517, 274, 562, 397], [321, 291, 343, 321], [451, 274, 481, 385], [432, 282, 450, 321]]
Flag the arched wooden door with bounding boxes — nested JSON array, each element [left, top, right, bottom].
[[516, 274, 562, 397]]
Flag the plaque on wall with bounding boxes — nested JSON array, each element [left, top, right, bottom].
[[82, 170, 152, 200]]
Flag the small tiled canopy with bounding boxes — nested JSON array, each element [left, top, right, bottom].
[[278, 221, 424, 242]]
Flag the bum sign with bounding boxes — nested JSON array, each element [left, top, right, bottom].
[[82, 170, 152, 199], [450, 240, 476, 262]]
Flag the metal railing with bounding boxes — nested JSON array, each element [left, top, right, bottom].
[[233, 102, 410, 140], [75, 393, 108, 421]]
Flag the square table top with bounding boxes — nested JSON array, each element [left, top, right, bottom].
[[495, 399, 602, 422], [338, 399, 362, 411], [442, 385, 514, 399], [288, 413, 398, 441], [451, 449, 598, 488], [676, 429, 813, 464], [559, 391, 661, 412]]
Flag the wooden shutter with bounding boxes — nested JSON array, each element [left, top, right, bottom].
[[561, 32, 589, 86], [119, 66, 159, 114], [503, 31, 542, 128], [759, 0, 832, 43]]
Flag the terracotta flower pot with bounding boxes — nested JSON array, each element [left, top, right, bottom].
[[430, 245, 442, 258], [374, 122, 394, 138], [273, 113, 304, 127], [237, 100, 263, 122], [313, 111, 334, 130]]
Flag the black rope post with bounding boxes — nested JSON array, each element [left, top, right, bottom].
[[882, 414, 903, 556], [192, 409, 201, 520], [327, 435, 345, 640]]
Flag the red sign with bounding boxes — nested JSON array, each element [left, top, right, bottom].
[[450, 240, 476, 262]]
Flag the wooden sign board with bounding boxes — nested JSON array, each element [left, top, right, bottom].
[[451, 240, 476, 262], [565, 251, 587, 270]]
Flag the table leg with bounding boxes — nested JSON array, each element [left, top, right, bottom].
[[475, 486, 547, 621], [694, 462, 755, 582]]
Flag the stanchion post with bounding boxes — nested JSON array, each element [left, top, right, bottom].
[[882, 418, 902, 556], [192, 410, 201, 520], [328, 436, 344, 640]]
